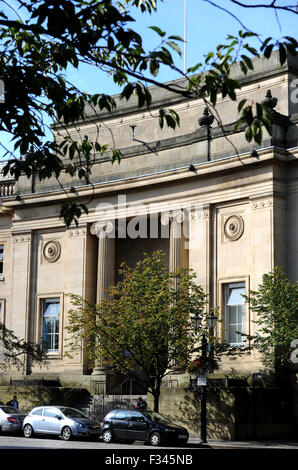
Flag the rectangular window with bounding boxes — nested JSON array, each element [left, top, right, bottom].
[[0, 245, 4, 276], [42, 298, 60, 353], [224, 283, 246, 346]]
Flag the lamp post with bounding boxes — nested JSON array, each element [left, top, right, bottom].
[[191, 310, 218, 444], [198, 107, 214, 161]]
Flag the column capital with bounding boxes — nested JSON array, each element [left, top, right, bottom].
[[160, 210, 185, 226], [90, 221, 114, 238]]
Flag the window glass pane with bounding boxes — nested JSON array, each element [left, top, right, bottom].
[[225, 283, 245, 345], [44, 408, 59, 418], [32, 409, 43, 416], [43, 300, 60, 317], [131, 411, 145, 422], [0, 246, 3, 275], [229, 326, 238, 344], [115, 410, 129, 420], [42, 299, 60, 352], [61, 408, 88, 418], [229, 306, 237, 324], [227, 287, 245, 306]]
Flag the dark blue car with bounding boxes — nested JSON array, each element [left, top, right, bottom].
[[101, 409, 189, 446]]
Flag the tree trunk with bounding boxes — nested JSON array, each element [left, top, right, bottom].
[[152, 384, 161, 412]]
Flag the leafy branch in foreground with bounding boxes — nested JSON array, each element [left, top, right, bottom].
[[0, 1, 296, 226], [0, 323, 46, 372], [66, 250, 209, 411], [243, 266, 298, 369]]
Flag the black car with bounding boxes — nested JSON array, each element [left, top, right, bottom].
[[101, 409, 189, 446]]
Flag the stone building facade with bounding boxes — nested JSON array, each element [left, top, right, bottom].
[[0, 52, 297, 437]]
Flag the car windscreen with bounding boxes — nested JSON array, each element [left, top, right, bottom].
[[60, 408, 88, 419], [142, 411, 171, 425], [0, 406, 25, 414]]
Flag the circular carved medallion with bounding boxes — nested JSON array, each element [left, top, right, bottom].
[[43, 240, 61, 263], [224, 215, 244, 241]]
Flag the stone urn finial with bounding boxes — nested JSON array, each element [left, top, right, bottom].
[[261, 90, 278, 109], [198, 107, 214, 127]]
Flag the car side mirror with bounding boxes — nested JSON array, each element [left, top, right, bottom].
[[56, 415, 62, 420]]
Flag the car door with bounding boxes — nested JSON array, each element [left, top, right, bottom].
[[29, 408, 44, 433], [40, 407, 62, 434], [128, 411, 149, 441], [111, 410, 130, 440]]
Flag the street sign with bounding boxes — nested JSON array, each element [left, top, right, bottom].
[[197, 375, 207, 386]]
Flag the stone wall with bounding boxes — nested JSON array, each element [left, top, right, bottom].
[[148, 381, 293, 440], [0, 386, 90, 413]]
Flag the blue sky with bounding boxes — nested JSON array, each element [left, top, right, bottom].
[[67, 0, 298, 95], [1, 0, 297, 159]]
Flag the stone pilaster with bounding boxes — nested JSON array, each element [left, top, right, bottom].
[[90, 222, 115, 379], [11, 230, 33, 375]]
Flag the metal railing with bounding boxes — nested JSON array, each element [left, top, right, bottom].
[[88, 378, 135, 420], [161, 378, 179, 388]]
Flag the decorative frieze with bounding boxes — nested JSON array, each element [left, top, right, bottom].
[[251, 198, 273, 210], [13, 234, 31, 243], [250, 195, 286, 211], [190, 206, 210, 220], [68, 228, 87, 237]]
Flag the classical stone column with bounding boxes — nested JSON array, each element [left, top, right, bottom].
[[90, 221, 115, 380], [161, 210, 185, 273], [161, 211, 186, 374]]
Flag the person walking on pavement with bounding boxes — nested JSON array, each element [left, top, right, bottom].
[[136, 396, 147, 409], [6, 395, 19, 409]]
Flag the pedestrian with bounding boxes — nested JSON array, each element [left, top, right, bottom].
[[6, 395, 19, 409], [136, 396, 147, 409]]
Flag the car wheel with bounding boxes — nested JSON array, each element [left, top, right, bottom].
[[149, 432, 161, 446], [61, 426, 72, 441], [23, 424, 34, 438], [102, 429, 113, 443]]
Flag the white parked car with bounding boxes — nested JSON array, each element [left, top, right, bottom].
[[22, 406, 100, 441]]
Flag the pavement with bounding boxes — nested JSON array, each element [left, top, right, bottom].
[[188, 438, 298, 449]]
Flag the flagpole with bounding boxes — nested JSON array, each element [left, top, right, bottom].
[[184, 0, 187, 74]]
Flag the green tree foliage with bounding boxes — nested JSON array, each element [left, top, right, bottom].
[[244, 266, 298, 369], [0, 322, 45, 372], [0, 1, 296, 226], [67, 250, 208, 412]]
